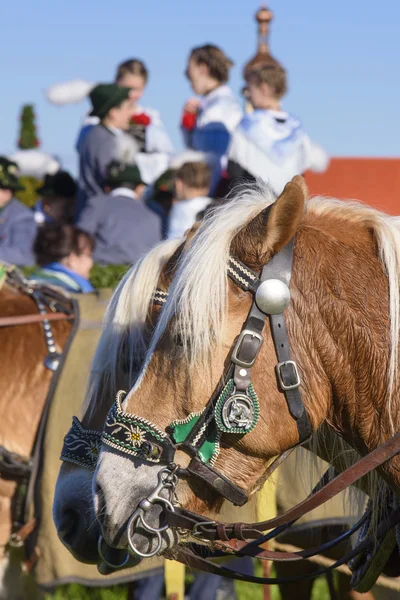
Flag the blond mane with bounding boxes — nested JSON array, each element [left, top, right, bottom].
[[145, 184, 400, 434], [146, 181, 275, 367], [83, 238, 182, 420]]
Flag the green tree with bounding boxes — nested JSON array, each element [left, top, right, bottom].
[[18, 104, 40, 149]]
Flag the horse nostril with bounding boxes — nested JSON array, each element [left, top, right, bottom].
[[59, 507, 82, 541]]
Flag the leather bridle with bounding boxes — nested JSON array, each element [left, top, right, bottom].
[[60, 220, 400, 583]]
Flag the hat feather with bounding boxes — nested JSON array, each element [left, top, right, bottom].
[[115, 133, 139, 165], [45, 80, 95, 105]]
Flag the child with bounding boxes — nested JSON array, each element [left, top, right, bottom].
[[46, 59, 174, 186], [182, 44, 243, 191], [167, 161, 212, 239], [228, 63, 329, 195], [77, 83, 136, 216], [31, 225, 95, 293]]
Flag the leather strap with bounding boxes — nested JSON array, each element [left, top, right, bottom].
[[0, 312, 73, 328], [269, 312, 312, 440], [187, 457, 248, 506], [165, 505, 400, 585], [166, 431, 400, 540]]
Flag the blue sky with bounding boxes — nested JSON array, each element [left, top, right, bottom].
[[2, 0, 399, 174]]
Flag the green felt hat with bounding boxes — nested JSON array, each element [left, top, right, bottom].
[[0, 157, 25, 191], [89, 83, 131, 119], [105, 160, 144, 188]]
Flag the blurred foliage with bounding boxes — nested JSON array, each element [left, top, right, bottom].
[[14, 175, 42, 208], [44, 583, 127, 600], [22, 263, 130, 290], [89, 264, 130, 289]]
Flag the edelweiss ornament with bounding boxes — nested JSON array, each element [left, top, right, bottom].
[[60, 417, 102, 471], [102, 391, 174, 463], [215, 379, 260, 434]]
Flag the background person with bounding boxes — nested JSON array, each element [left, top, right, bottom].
[[77, 83, 136, 216], [46, 59, 174, 185], [167, 161, 212, 239], [34, 170, 77, 225], [0, 157, 37, 266], [30, 224, 95, 293], [182, 44, 243, 191], [228, 63, 329, 195], [78, 160, 161, 265]]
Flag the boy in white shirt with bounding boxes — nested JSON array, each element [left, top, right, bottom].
[[167, 162, 212, 240], [228, 63, 329, 196]]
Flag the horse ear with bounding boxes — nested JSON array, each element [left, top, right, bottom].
[[264, 175, 307, 255]]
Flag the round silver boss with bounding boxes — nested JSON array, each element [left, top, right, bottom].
[[255, 279, 291, 314]]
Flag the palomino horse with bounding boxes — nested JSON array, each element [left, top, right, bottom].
[[54, 189, 381, 597], [80, 176, 400, 589], [0, 270, 74, 599]]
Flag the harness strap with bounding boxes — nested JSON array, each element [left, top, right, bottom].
[[0, 312, 73, 328], [166, 431, 400, 540], [269, 312, 311, 440], [165, 505, 400, 586]]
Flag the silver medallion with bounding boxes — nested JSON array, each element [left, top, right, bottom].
[[221, 393, 255, 431]]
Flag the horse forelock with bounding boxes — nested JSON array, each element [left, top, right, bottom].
[[145, 180, 276, 369], [82, 238, 183, 422]]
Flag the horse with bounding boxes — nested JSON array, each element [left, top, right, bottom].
[[0, 270, 74, 599], [79, 175, 400, 590], [53, 182, 386, 598]]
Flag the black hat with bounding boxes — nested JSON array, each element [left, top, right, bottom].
[[105, 160, 144, 188], [0, 157, 25, 191], [89, 83, 131, 119], [37, 171, 77, 198]]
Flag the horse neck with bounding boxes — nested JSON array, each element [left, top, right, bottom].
[[0, 287, 71, 458], [292, 215, 400, 489]]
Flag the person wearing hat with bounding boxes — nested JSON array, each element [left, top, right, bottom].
[[78, 160, 161, 265], [77, 83, 137, 217], [34, 170, 77, 225], [0, 157, 37, 266]]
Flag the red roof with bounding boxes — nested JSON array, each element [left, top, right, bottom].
[[305, 158, 400, 216]]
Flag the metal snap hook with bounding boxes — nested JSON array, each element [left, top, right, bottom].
[[97, 535, 130, 569]]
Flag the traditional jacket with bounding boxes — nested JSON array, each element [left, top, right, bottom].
[[182, 85, 243, 189], [228, 109, 329, 196], [77, 106, 174, 187], [29, 263, 94, 293], [167, 196, 212, 240], [78, 188, 162, 265], [0, 199, 37, 266], [77, 124, 138, 217]]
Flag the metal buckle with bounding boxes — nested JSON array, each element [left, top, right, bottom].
[[231, 330, 263, 369], [276, 360, 301, 391]]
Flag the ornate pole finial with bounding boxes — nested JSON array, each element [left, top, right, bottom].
[[255, 4, 274, 55], [243, 4, 279, 79]]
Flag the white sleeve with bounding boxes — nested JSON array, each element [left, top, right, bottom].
[[145, 109, 175, 154], [303, 135, 330, 173]]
